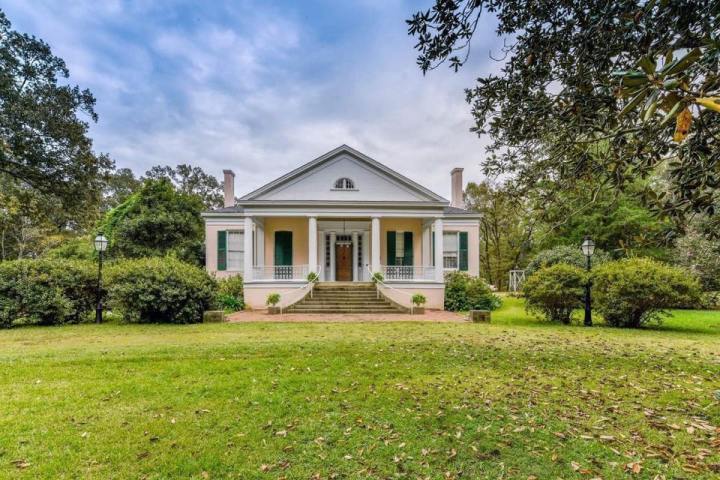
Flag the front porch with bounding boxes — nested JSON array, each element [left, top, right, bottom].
[[209, 215, 449, 284]]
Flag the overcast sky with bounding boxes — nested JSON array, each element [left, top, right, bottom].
[[4, 0, 503, 199]]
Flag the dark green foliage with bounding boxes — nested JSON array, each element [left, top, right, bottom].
[[522, 263, 587, 324], [100, 179, 205, 264], [106, 257, 216, 324], [0, 10, 111, 214], [444, 271, 501, 312], [215, 275, 244, 312], [408, 1, 719, 223], [266, 293, 280, 306], [144, 164, 223, 209], [0, 258, 97, 327], [526, 246, 610, 277], [593, 258, 701, 328]]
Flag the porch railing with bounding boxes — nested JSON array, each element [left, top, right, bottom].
[[381, 265, 436, 281], [251, 265, 316, 281]]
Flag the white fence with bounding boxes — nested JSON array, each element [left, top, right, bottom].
[[381, 265, 436, 281], [252, 265, 316, 281]]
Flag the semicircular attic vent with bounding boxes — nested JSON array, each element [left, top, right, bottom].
[[333, 177, 356, 190]]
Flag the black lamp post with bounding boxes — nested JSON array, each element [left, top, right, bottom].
[[581, 236, 595, 327], [93, 233, 108, 323]]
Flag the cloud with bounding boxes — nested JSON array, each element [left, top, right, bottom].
[[2, 0, 504, 199]]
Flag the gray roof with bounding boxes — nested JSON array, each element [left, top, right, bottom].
[[443, 206, 478, 216], [204, 205, 244, 214]]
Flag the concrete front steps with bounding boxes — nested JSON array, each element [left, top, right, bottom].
[[285, 282, 408, 314]]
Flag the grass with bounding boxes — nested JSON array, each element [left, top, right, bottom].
[[0, 298, 718, 479]]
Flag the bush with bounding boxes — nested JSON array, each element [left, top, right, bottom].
[[444, 271, 501, 312], [266, 293, 280, 306], [0, 258, 97, 327], [522, 263, 587, 324], [526, 245, 610, 277], [215, 275, 244, 312], [593, 258, 701, 328], [371, 272, 384, 283], [43, 236, 96, 261], [411, 293, 426, 307], [106, 257, 216, 324]]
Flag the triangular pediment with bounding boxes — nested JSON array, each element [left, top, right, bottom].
[[239, 145, 447, 203]]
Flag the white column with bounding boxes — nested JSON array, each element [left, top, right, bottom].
[[351, 231, 359, 281], [362, 230, 369, 281], [319, 231, 326, 280], [308, 216, 317, 274], [244, 216, 253, 280], [422, 222, 431, 266], [329, 231, 337, 281], [256, 224, 265, 267], [371, 217, 381, 273], [433, 217, 443, 282]]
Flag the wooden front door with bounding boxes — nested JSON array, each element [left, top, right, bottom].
[[335, 243, 352, 281]]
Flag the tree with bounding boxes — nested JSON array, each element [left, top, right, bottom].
[[464, 181, 534, 289], [100, 178, 205, 264], [144, 164, 223, 208], [0, 10, 111, 212], [102, 167, 141, 212], [408, 1, 719, 224]]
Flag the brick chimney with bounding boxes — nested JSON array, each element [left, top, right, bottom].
[[450, 168, 464, 208], [223, 170, 235, 208]]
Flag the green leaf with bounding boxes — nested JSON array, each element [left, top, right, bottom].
[[619, 88, 649, 117], [638, 55, 656, 75], [661, 48, 701, 77], [660, 100, 684, 126]]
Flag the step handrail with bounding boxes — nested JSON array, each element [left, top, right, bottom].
[[367, 266, 414, 314], [277, 265, 323, 313]]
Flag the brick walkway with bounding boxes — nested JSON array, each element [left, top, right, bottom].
[[226, 309, 467, 323]]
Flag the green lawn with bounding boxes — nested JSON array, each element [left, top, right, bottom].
[[1, 298, 719, 479]]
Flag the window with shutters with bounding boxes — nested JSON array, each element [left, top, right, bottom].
[[443, 232, 458, 269], [227, 231, 244, 271], [442, 231, 468, 271]]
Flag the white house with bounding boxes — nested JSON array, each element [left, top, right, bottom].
[[202, 145, 481, 310]]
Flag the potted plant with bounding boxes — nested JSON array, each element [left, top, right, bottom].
[[371, 272, 384, 283], [266, 293, 281, 315], [306, 272, 319, 283], [411, 293, 427, 314]]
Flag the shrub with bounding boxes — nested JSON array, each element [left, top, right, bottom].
[[371, 272, 384, 283], [522, 263, 587, 324], [0, 258, 97, 327], [593, 258, 701, 328], [215, 275, 244, 312], [444, 271, 501, 312], [266, 293, 280, 306], [307, 272, 319, 283], [411, 293, 427, 307], [526, 245, 610, 277], [106, 257, 216, 324], [466, 279, 502, 311], [43, 236, 96, 261]]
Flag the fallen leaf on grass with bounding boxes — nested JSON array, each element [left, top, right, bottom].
[[11, 459, 31, 469], [625, 462, 642, 474]]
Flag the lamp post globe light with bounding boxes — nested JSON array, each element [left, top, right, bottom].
[[93, 233, 108, 323], [581, 236, 595, 327]]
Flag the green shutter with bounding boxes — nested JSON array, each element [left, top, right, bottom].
[[432, 233, 435, 267], [217, 231, 227, 271], [403, 231, 413, 266], [274, 231, 293, 266], [386, 231, 396, 266], [459, 231, 468, 271]]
